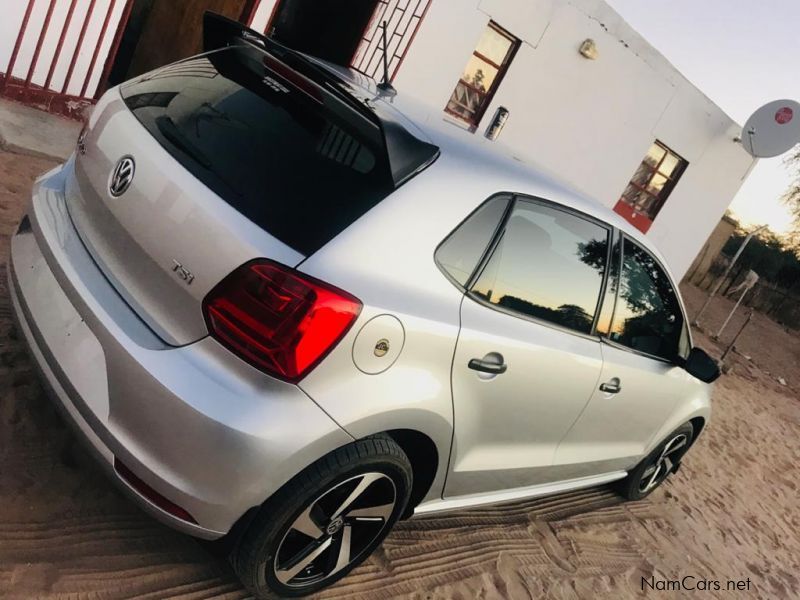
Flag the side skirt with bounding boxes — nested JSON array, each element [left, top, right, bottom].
[[413, 470, 627, 516]]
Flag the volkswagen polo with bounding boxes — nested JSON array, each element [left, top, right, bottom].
[[7, 14, 719, 599]]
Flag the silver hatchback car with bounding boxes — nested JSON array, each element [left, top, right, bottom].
[[8, 14, 719, 599]]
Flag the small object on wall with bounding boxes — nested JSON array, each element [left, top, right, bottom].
[[485, 106, 510, 141], [579, 39, 598, 60]]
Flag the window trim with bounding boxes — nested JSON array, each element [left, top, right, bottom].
[[433, 192, 514, 292], [598, 233, 692, 365], [619, 140, 688, 220], [590, 228, 621, 337], [444, 21, 520, 130], [465, 194, 614, 340]]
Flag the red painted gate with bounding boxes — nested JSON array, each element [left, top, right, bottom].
[[351, 0, 433, 81], [0, 0, 134, 119]]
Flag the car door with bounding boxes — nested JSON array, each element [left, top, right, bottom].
[[554, 234, 694, 475], [441, 196, 612, 498]]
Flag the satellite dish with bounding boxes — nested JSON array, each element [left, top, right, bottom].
[[741, 99, 800, 158]]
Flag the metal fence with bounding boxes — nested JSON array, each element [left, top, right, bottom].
[[688, 255, 800, 331], [0, 0, 133, 118], [351, 0, 432, 81]]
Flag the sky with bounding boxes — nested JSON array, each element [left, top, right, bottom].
[[605, 0, 800, 236]]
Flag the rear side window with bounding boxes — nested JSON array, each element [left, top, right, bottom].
[[609, 237, 685, 360], [435, 195, 510, 286], [121, 49, 394, 256], [471, 199, 609, 334]]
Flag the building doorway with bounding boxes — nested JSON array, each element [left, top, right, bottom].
[[268, 0, 379, 66], [106, 0, 257, 89]]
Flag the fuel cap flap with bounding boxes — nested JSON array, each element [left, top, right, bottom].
[[351, 315, 404, 374]]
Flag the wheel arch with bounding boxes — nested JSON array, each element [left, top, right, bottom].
[[688, 416, 706, 448], [382, 429, 440, 518]]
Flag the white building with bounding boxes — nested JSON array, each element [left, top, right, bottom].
[[1, 0, 755, 278]]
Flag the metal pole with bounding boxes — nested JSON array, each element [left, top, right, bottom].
[[380, 21, 389, 85], [720, 310, 754, 362], [693, 224, 767, 326], [715, 284, 750, 339]]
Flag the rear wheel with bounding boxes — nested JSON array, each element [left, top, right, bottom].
[[231, 436, 412, 598], [619, 423, 693, 501]]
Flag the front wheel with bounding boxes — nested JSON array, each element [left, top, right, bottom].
[[619, 423, 693, 501], [231, 436, 413, 598]]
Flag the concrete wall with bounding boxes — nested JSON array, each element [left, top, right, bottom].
[[0, 0, 756, 277], [251, 0, 279, 32], [0, 0, 128, 99], [391, 0, 756, 278], [684, 216, 738, 284]]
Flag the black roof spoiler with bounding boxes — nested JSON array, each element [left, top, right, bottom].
[[203, 12, 439, 187]]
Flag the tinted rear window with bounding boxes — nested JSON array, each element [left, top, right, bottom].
[[121, 48, 394, 255]]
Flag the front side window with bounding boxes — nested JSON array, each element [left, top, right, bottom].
[[444, 22, 519, 128], [615, 141, 687, 232], [470, 199, 609, 334], [608, 237, 686, 361], [435, 195, 511, 286]]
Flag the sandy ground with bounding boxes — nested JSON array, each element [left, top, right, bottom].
[[1, 149, 799, 599]]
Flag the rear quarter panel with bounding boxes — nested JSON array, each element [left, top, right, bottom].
[[296, 157, 511, 504]]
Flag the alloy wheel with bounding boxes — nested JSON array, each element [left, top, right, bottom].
[[638, 433, 689, 494], [272, 472, 397, 589]]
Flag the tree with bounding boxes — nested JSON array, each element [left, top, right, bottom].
[[783, 147, 800, 246]]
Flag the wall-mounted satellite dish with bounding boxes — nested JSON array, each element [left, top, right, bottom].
[[741, 99, 800, 158]]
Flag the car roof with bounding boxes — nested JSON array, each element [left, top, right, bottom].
[[203, 17, 676, 281], [313, 61, 678, 279]]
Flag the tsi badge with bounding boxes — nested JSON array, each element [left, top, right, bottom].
[[172, 260, 195, 285]]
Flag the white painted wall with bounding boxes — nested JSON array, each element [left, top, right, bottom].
[[0, 0, 127, 99], [250, 0, 279, 33], [0, 0, 755, 276], [392, 0, 756, 278]]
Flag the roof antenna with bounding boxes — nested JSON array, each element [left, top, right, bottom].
[[376, 21, 396, 96]]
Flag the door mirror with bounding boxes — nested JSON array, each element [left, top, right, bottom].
[[684, 347, 720, 383]]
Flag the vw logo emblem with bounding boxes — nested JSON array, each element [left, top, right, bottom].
[[109, 156, 135, 197], [325, 517, 344, 535]]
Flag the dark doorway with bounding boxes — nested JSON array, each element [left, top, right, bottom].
[[106, 0, 256, 88], [269, 0, 379, 66], [105, 0, 156, 88]]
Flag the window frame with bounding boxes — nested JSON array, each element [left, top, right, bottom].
[[593, 228, 623, 337], [619, 140, 688, 220], [444, 21, 520, 130], [434, 191, 693, 360], [599, 233, 692, 364], [463, 194, 614, 341], [433, 192, 514, 291]]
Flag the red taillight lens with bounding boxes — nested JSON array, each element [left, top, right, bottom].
[[203, 260, 362, 382]]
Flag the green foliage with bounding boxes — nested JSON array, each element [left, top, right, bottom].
[[721, 227, 800, 289], [784, 147, 800, 245]]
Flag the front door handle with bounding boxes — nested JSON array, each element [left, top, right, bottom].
[[599, 377, 621, 394], [468, 356, 507, 375]]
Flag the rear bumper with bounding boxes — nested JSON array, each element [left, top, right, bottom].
[[8, 160, 352, 538]]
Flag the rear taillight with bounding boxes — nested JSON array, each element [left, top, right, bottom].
[[203, 260, 362, 382]]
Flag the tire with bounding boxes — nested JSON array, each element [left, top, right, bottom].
[[231, 435, 413, 599], [619, 422, 693, 501]]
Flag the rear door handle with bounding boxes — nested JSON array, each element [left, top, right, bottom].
[[468, 357, 507, 375], [599, 377, 621, 394]]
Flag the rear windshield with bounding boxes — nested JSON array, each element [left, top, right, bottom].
[[121, 47, 394, 255]]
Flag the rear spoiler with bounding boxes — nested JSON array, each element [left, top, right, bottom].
[[203, 12, 439, 187]]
